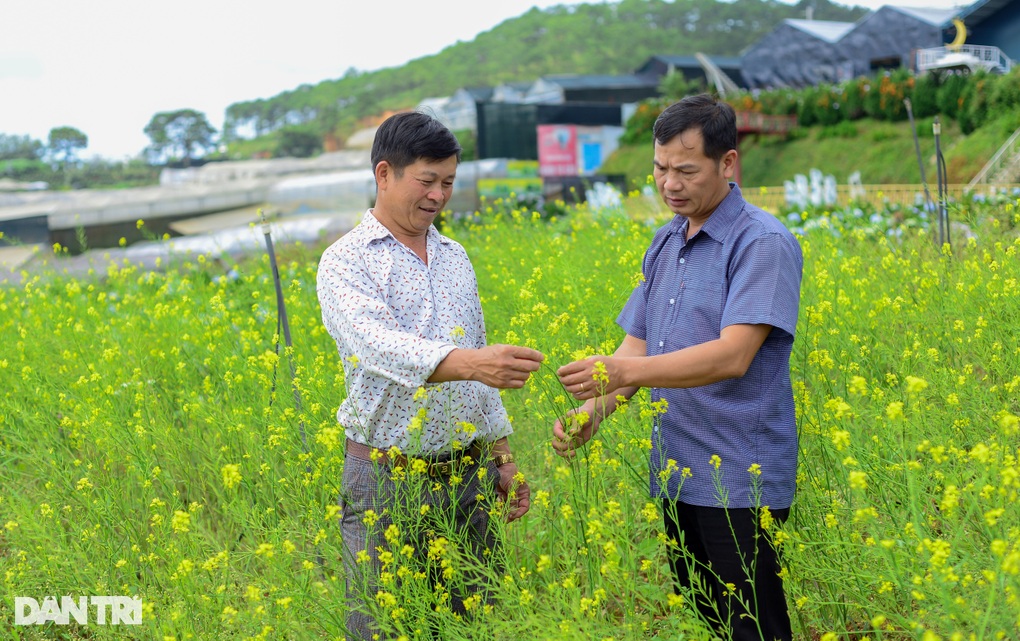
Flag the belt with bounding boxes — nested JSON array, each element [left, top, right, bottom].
[[345, 438, 484, 478]]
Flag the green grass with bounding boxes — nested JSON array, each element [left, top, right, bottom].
[[942, 111, 1020, 183], [600, 144, 654, 192], [1, 195, 1019, 639], [602, 111, 1020, 188]]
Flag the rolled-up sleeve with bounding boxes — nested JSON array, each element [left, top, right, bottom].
[[317, 247, 456, 389]]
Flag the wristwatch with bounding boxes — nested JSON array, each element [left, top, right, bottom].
[[492, 453, 515, 467]]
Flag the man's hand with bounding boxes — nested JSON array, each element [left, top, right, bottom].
[[474, 344, 544, 388], [430, 344, 544, 388], [495, 462, 530, 522], [556, 355, 626, 400], [551, 405, 601, 458]]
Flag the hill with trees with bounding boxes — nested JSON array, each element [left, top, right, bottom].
[[222, 0, 866, 157], [0, 0, 870, 188]]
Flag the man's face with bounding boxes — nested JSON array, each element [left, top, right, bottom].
[[652, 128, 735, 220], [375, 155, 458, 237]]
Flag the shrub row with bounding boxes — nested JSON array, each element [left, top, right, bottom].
[[752, 67, 1020, 134], [629, 66, 1020, 139]]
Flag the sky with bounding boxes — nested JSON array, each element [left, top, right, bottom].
[[1, 0, 970, 160]]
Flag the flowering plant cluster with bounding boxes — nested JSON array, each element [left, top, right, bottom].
[[0, 193, 1018, 638]]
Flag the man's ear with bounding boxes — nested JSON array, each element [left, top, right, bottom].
[[374, 160, 391, 188], [720, 149, 738, 179]]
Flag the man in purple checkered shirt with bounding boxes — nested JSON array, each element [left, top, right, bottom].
[[553, 94, 803, 641]]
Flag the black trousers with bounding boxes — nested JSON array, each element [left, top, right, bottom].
[[662, 500, 793, 641]]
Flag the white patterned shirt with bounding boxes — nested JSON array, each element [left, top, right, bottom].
[[316, 209, 512, 453]]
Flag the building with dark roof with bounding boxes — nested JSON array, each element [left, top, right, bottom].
[[742, 1, 1018, 89], [954, 0, 1019, 62], [741, 19, 856, 88], [524, 74, 662, 104], [840, 6, 956, 76]]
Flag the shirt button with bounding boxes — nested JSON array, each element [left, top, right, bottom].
[[670, 299, 675, 305], [658, 341, 664, 347], [679, 257, 686, 264]]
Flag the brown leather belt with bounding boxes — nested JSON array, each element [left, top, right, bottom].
[[345, 438, 484, 478]]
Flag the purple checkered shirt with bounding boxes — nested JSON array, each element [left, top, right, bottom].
[[617, 184, 803, 509]]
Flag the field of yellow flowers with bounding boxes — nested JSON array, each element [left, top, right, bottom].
[[1, 190, 1019, 640]]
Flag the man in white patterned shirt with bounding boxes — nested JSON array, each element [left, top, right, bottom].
[[317, 111, 544, 640]]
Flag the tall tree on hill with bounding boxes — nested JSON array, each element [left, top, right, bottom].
[[47, 126, 88, 166], [46, 126, 88, 187], [144, 109, 217, 166]]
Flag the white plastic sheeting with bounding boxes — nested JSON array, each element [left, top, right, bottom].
[[266, 159, 516, 216]]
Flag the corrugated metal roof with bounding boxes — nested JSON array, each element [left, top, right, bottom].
[[785, 19, 856, 43], [541, 74, 660, 89], [640, 54, 744, 70]]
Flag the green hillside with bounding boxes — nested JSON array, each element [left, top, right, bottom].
[[222, 0, 866, 156], [218, 0, 1020, 187], [602, 109, 1020, 188]]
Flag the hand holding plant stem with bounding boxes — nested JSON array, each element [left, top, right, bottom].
[[495, 460, 530, 522], [552, 359, 625, 457], [556, 354, 625, 400], [551, 404, 602, 458]]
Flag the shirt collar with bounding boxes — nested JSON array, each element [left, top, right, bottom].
[[353, 209, 453, 247], [668, 182, 743, 242], [699, 183, 743, 241]]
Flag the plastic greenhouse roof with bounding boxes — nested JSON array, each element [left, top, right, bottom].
[[784, 19, 856, 43], [886, 6, 959, 26]]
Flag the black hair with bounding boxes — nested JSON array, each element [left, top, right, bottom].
[[370, 111, 462, 174], [652, 94, 736, 162]]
